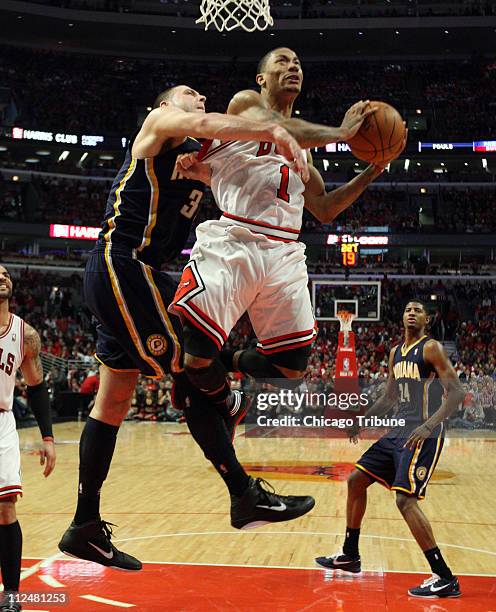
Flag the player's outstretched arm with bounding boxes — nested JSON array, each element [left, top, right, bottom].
[[303, 153, 384, 224], [132, 106, 308, 180], [20, 324, 56, 477], [227, 90, 377, 148]]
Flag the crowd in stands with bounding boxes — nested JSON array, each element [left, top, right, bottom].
[[2, 171, 496, 235], [6, 267, 495, 429], [1, 45, 495, 141]]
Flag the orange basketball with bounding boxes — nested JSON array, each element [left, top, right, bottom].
[[348, 101, 406, 165]]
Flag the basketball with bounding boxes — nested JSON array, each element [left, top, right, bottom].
[[348, 101, 406, 165]]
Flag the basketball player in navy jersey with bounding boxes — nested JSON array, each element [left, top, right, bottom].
[[58, 85, 317, 570], [315, 300, 465, 599], [0, 265, 56, 612]]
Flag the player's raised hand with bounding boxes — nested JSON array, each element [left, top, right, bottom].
[[272, 126, 309, 183], [341, 100, 379, 141], [176, 153, 212, 185], [40, 439, 56, 477]]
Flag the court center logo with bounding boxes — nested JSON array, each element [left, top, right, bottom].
[[416, 466, 427, 481], [147, 334, 168, 356]]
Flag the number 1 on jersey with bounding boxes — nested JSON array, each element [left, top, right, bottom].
[[277, 164, 290, 203]]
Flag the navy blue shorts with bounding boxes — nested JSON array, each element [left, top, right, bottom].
[[355, 423, 445, 499], [84, 246, 183, 378]]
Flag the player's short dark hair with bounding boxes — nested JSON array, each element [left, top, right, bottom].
[[404, 299, 427, 312], [257, 50, 274, 74], [153, 86, 179, 109]]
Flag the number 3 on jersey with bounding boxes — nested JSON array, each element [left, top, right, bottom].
[[277, 164, 290, 203], [180, 189, 203, 219]]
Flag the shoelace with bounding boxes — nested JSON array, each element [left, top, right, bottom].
[[420, 574, 441, 588], [101, 520, 117, 540], [255, 478, 283, 506]]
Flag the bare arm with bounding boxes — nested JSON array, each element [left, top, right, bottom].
[[21, 324, 56, 476], [422, 340, 465, 429], [227, 90, 375, 149], [303, 153, 383, 224], [21, 324, 44, 386], [365, 348, 399, 418], [132, 106, 307, 180]]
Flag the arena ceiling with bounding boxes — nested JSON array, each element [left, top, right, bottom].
[[0, 1, 494, 60]]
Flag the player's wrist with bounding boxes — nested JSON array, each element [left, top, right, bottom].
[[42, 436, 54, 442]]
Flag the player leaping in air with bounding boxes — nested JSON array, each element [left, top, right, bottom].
[[173, 49, 406, 528], [315, 300, 464, 599]]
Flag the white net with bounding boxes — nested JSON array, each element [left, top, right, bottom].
[[336, 311, 356, 333], [196, 0, 274, 32]]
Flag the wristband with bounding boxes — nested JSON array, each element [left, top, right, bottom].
[[42, 436, 54, 442], [26, 382, 53, 438]]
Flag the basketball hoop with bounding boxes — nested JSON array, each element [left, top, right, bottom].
[[336, 311, 356, 334], [196, 0, 274, 32]]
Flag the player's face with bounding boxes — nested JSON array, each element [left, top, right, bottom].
[[403, 302, 428, 331], [0, 267, 13, 302], [169, 86, 206, 113], [258, 48, 303, 95]]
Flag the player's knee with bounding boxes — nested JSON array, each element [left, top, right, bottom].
[[0, 498, 17, 524], [266, 345, 312, 378], [183, 324, 220, 361], [395, 492, 416, 514], [348, 469, 371, 493]]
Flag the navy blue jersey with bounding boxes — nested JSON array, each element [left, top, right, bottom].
[[97, 135, 206, 268], [393, 336, 444, 424]]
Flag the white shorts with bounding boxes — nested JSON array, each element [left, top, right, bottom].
[[0, 411, 22, 499], [171, 219, 316, 354]]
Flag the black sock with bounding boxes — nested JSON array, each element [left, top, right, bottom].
[[343, 527, 360, 558], [184, 391, 250, 496], [185, 360, 232, 416], [424, 547, 453, 580], [0, 521, 22, 592], [74, 416, 119, 525]]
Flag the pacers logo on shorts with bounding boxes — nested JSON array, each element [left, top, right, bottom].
[[147, 334, 168, 356], [416, 466, 427, 481]]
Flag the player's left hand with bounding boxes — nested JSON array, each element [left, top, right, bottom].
[[404, 423, 432, 450], [40, 439, 56, 477], [176, 153, 212, 185]]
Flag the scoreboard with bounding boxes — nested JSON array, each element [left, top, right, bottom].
[[327, 234, 389, 267]]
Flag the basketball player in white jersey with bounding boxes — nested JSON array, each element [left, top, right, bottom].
[[171, 48, 406, 526], [0, 265, 56, 611]]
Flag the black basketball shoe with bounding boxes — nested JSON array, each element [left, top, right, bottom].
[[225, 390, 250, 441], [408, 574, 461, 598], [231, 477, 315, 529], [1, 593, 21, 611], [58, 520, 142, 570], [315, 552, 361, 573]]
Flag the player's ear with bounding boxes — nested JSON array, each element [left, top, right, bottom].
[[256, 73, 266, 88]]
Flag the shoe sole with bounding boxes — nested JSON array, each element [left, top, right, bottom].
[[408, 592, 461, 599], [232, 499, 315, 529], [59, 548, 142, 571], [315, 560, 362, 573]]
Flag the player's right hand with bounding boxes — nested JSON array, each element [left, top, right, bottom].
[[340, 100, 378, 141], [177, 153, 212, 185], [272, 126, 309, 183]]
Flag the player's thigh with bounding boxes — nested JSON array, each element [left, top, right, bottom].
[[0, 414, 22, 509], [94, 367, 139, 409], [85, 251, 183, 378], [355, 436, 397, 490], [393, 425, 445, 499], [172, 233, 259, 351], [249, 242, 316, 358]]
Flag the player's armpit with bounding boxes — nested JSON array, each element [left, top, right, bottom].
[[423, 340, 465, 402], [21, 324, 44, 386]]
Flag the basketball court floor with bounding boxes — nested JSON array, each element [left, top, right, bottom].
[[15, 421, 496, 611]]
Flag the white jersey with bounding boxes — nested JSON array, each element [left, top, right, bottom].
[[198, 139, 305, 242], [0, 314, 25, 412]]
